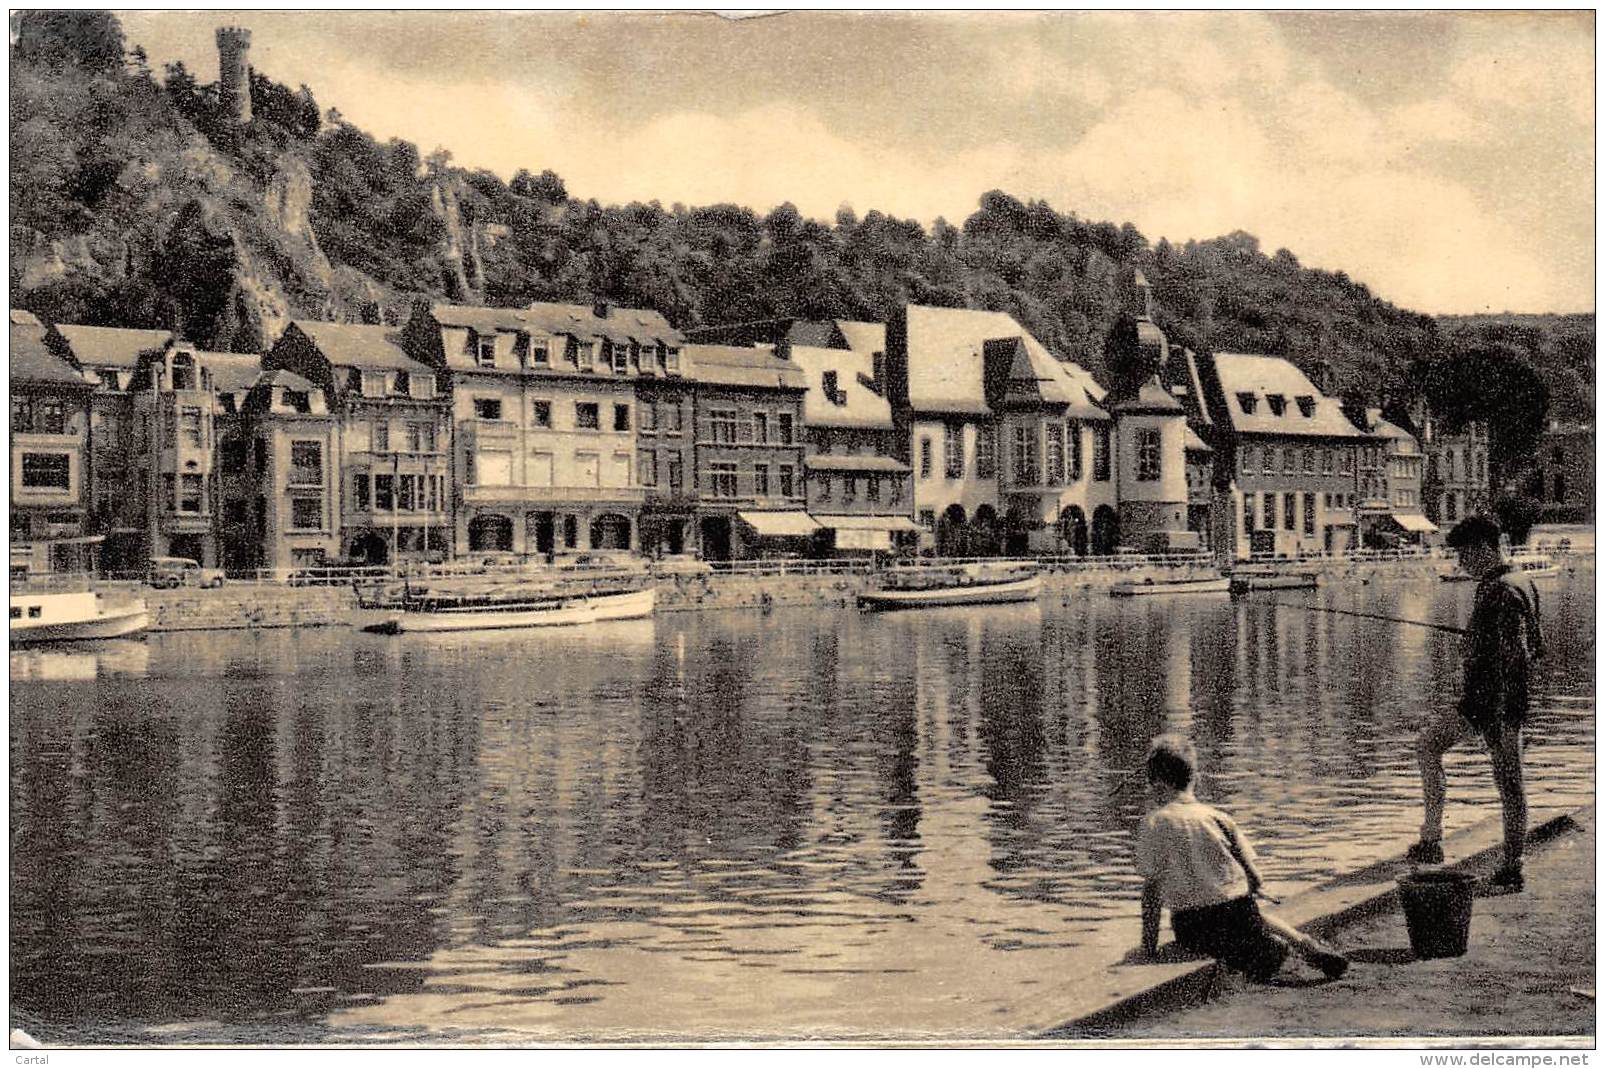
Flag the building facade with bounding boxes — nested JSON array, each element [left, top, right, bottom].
[[238, 370, 342, 571], [1420, 418, 1491, 527], [1526, 421, 1593, 525], [683, 343, 809, 560], [265, 321, 453, 565], [10, 311, 96, 574]]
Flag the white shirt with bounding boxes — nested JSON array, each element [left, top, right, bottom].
[[1136, 792, 1256, 912]]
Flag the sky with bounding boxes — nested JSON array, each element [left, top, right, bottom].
[[114, 10, 1595, 315]]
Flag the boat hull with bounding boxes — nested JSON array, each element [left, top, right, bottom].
[[1110, 577, 1230, 597], [858, 576, 1041, 610], [374, 587, 656, 634], [11, 605, 150, 644], [1228, 573, 1322, 596]]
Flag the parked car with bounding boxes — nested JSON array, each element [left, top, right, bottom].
[[149, 557, 226, 589]]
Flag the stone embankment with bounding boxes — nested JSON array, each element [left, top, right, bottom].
[[119, 553, 1584, 634]]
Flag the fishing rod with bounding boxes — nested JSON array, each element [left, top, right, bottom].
[[1256, 599, 1466, 636]]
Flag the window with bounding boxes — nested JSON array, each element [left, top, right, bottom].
[[529, 400, 551, 428], [1284, 492, 1296, 531], [163, 407, 177, 446], [822, 370, 840, 404], [572, 338, 595, 370], [576, 402, 600, 430], [1013, 425, 1039, 484], [889, 476, 903, 504], [392, 370, 411, 397], [180, 474, 204, 514], [665, 346, 681, 373], [37, 398, 67, 434], [413, 374, 436, 400], [1045, 422, 1066, 484], [428, 475, 441, 511], [1262, 448, 1276, 475], [919, 436, 933, 479], [976, 425, 998, 479], [1338, 449, 1353, 475], [667, 455, 683, 493], [354, 473, 370, 511], [866, 476, 880, 502], [373, 420, 391, 452], [1296, 396, 1316, 418], [289, 441, 323, 486], [754, 463, 770, 497], [1283, 447, 1296, 474], [1241, 445, 1256, 475], [362, 371, 387, 397], [291, 496, 322, 530], [96, 368, 120, 391], [475, 335, 497, 368], [663, 402, 683, 433], [283, 390, 311, 414], [945, 423, 965, 478], [473, 398, 502, 421], [1067, 422, 1083, 481], [20, 453, 70, 489], [818, 473, 833, 500], [920, 509, 936, 530], [754, 412, 769, 443], [638, 450, 658, 486], [1237, 392, 1258, 415], [374, 474, 395, 511], [563, 514, 578, 549], [640, 402, 657, 432], [614, 404, 631, 432], [1267, 394, 1286, 417], [530, 338, 550, 366], [710, 462, 738, 498], [709, 409, 738, 443], [1303, 492, 1316, 534], [611, 341, 629, 374], [1322, 449, 1334, 474], [178, 406, 203, 448], [408, 423, 437, 452], [777, 413, 794, 445], [397, 474, 417, 511], [843, 476, 858, 502], [1303, 448, 1315, 474], [1136, 428, 1161, 481], [1263, 492, 1277, 530], [779, 464, 794, 497], [1445, 492, 1459, 522], [1243, 493, 1256, 534], [1093, 425, 1111, 481]]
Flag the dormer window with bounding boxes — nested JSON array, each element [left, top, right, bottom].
[[1296, 395, 1315, 418], [530, 337, 550, 366], [282, 390, 310, 414], [361, 371, 387, 397], [612, 341, 630, 374], [822, 370, 843, 405], [410, 374, 435, 400], [1267, 394, 1286, 417], [570, 337, 595, 370], [1237, 392, 1258, 414], [664, 347, 680, 373], [475, 334, 497, 368], [393, 370, 410, 396], [97, 368, 120, 391]]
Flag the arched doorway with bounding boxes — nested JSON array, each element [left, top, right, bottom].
[[349, 531, 389, 566], [1091, 505, 1120, 555], [700, 516, 732, 561], [468, 513, 513, 552], [590, 513, 632, 550], [936, 504, 967, 557], [973, 504, 1000, 556], [1059, 505, 1089, 557]]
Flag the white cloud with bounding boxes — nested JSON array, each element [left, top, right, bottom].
[[1448, 15, 1593, 127], [1389, 98, 1481, 144]]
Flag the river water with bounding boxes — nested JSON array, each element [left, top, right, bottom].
[[10, 567, 1594, 1042]]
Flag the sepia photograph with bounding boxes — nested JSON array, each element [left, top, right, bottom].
[[7, 7, 1596, 1053]]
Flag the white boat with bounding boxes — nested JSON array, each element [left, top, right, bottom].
[[1442, 555, 1559, 583], [1110, 576, 1230, 597], [10, 590, 150, 644], [369, 586, 656, 634], [858, 573, 1042, 611]]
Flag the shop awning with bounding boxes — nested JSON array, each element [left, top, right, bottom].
[[737, 511, 820, 537], [1388, 511, 1439, 534], [812, 514, 923, 532]]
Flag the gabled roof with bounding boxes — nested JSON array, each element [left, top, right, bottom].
[[290, 321, 418, 371], [430, 303, 532, 334], [903, 305, 1104, 418], [198, 352, 264, 394], [684, 343, 807, 390], [789, 344, 893, 429], [254, 368, 319, 392], [833, 320, 885, 355], [11, 318, 89, 387], [1371, 415, 1417, 443], [1213, 352, 1368, 439], [52, 324, 174, 368], [1108, 375, 1185, 415]]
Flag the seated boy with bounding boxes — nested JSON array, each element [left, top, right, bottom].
[[1135, 734, 1349, 982]]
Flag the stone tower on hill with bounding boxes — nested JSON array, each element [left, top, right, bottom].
[[216, 25, 252, 124]]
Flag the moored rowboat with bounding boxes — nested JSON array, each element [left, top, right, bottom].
[[857, 575, 1041, 611], [1110, 576, 1230, 597]]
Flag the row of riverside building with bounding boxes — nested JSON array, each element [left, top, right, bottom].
[[12, 272, 1533, 577]]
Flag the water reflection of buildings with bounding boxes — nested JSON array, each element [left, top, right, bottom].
[[9, 638, 150, 681]]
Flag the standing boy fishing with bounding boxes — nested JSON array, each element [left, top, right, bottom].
[[1407, 515, 1544, 890]]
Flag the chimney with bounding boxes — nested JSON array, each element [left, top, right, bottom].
[[592, 300, 610, 319]]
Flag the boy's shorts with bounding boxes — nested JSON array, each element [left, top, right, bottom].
[[1170, 895, 1289, 981]]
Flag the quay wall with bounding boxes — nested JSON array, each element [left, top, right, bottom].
[[127, 554, 1587, 633]]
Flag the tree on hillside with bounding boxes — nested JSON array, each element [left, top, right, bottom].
[[12, 10, 126, 75], [1426, 343, 1549, 485]]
